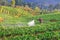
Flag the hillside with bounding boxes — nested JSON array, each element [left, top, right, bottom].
[[0, 6, 60, 40], [0, 13, 60, 40]]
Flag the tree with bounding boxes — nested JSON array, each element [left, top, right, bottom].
[[11, 0, 15, 7], [34, 7, 40, 13], [15, 0, 37, 9], [48, 4, 54, 11], [54, 3, 60, 10], [15, 0, 23, 6], [34, 6, 41, 15], [0, 0, 9, 6]]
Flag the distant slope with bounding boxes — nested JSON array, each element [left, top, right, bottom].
[[14, 0, 60, 9], [24, 0, 60, 5], [8, 0, 60, 6]]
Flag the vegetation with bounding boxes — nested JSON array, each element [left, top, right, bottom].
[[0, 6, 60, 40], [11, 0, 15, 7], [0, 0, 60, 39]]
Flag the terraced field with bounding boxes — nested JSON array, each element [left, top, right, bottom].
[[0, 6, 60, 40]]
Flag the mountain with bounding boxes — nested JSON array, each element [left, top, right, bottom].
[[24, 0, 60, 6], [8, 0, 60, 5], [8, 0, 60, 9], [23, 0, 60, 9]]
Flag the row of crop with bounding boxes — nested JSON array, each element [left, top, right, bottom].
[[0, 23, 60, 37], [0, 6, 18, 16], [0, 6, 32, 17], [33, 14, 60, 24], [33, 14, 60, 20], [2, 31, 60, 40]]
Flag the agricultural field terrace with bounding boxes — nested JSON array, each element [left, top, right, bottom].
[[0, 6, 60, 40]]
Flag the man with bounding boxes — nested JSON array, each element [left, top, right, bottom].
[[38, 18, 43, 23]]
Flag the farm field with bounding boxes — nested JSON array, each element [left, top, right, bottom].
[[0, 6, 60, 40]]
